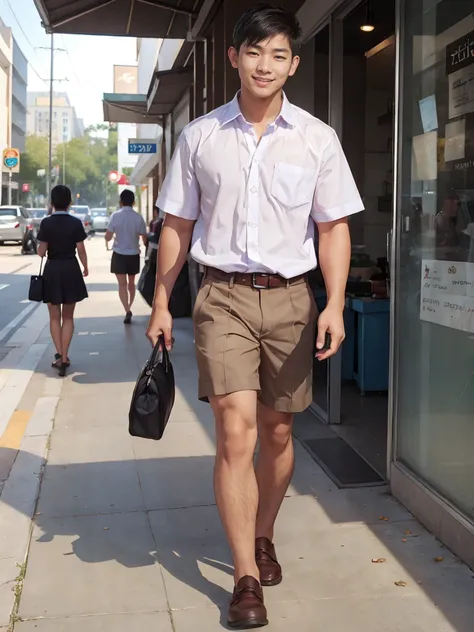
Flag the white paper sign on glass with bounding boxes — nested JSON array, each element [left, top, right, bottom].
[[420, 259, 474, 333]]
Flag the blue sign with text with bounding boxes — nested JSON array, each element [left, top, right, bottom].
[[128, 141, 157, 154]]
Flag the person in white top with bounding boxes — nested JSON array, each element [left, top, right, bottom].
[[105, 189, 147, 324], [146, 4, 364, 627]]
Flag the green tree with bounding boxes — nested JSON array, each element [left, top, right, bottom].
[[19, 135, 49, 198]]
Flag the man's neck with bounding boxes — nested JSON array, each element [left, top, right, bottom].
[[238, 87, 283, 126]]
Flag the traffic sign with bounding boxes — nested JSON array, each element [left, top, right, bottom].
[[128, 139, 157, 154], [22, 183, 30, 193], [2, 148, 20, 173]]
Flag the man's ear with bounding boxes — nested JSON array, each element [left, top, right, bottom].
[[228, 46, 239, 69], [288, 55, 300, 77]]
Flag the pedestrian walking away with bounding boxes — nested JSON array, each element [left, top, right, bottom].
[[146, 3, 364, 628], [37, 185, 89, 378], [105, 189, 148, 324]]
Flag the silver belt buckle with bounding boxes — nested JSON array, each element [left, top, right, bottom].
[[252, 273, 270, 289]]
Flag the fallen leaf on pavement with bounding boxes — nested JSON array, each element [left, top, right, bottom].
[[395, 581, 407, 587], [379, 516, 389, 521], [405, 530, 412, 535], [402, 539, 408, 542], [434, 557, 444, 563], [372, 558, 387, 563], [103, 527, 110, 531]]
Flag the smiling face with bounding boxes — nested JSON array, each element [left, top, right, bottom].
[[228, 34, 300, 100]]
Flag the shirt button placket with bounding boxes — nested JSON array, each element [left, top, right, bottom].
[[247, 148, 260, 262]]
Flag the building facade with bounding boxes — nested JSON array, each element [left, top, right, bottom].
[[27, 91, 83, 148], [11, 39, 28, 153]]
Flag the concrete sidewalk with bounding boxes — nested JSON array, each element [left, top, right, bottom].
[[2, 239, 474, 631]]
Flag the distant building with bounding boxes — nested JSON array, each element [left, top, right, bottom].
[[12, 39, 28, 153], [27, 91, 83, 148]]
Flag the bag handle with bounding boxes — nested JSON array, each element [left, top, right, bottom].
[[149, 334, 171, 373]]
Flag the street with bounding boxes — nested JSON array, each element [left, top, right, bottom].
[[0, 239, 472, 631], [0, 246, 40, 349]]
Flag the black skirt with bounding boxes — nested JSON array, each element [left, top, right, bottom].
[[43, 258, 88, 305]]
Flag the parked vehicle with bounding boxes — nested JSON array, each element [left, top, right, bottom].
[[70, 205, 94, 237], [72, 211, 94, 237], [27, 208, 48, 237], [90, 208, 109, 232], [0, 206, 30, 245]]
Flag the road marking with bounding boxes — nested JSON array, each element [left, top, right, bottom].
[[0, 302, 37, 344], [0, 284, 9, 291], [0, 410, 31, 449]]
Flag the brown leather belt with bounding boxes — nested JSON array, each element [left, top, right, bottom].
[[204, 267, 306, 289]]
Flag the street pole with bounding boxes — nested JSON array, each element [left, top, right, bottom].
[[7, 171, 12, 205], [47, 32, 54, 203], [63, 142, 66, 185]]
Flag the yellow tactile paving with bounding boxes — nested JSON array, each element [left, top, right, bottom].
[[0, 410, 31, 449]]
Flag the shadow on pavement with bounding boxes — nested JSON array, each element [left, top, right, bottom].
[[0, 318, 473, 630]]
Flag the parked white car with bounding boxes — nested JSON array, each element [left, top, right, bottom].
[[90, 208, 110, 232], [0, 206, 30, 244]]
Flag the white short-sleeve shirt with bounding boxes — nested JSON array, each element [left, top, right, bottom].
[[108, 206, 147, 256], [157, 92, 364, 278]]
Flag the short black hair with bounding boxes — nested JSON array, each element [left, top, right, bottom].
[[51, 185, 72, 211], [120, 189, 135, 206], [233, 3, 302, 54]]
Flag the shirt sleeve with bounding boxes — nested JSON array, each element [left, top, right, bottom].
[[37, 218, 49, 243], [74, 219, 87, 243], [312, 130, 364, 223], [156, 129, 200, 221]]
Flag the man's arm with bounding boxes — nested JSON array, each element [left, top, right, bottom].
[[315, 218, 351, 360], [311, 130, 364, 360], [146, 214, 195, 349], [105, 229, 114, 250], [145, 128, 200, 349]]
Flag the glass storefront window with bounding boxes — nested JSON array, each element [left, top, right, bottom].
[[396, 0, 474, 518]]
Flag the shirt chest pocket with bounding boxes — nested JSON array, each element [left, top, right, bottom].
[[271, 162, 317, 209]]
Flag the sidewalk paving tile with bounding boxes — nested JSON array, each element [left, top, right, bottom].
[[149, 505, 233, 610], [172, 593, 461, 632], [19, 512, 168, 620], [15, 612, 173, 631]]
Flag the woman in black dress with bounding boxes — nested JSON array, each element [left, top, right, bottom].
[[37, 185, 89, 377]]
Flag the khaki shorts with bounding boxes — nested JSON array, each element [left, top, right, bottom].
[[193, 275, 317, 413]]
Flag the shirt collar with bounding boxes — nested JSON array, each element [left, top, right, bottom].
[[121, 206, 134, 211], [220, 91, 296, 129]]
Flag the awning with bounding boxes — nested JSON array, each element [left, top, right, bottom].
[[146, 66, 193, 113], [33, 0, 203, 38], [103, 94, 162, 124], [103, 66, 193, 123]]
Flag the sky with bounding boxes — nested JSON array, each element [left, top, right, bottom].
[[0, 0, 137, 127]]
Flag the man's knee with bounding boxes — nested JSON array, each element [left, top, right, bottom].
[[258, 405, 293, 450], [213, 394, 258, 463]]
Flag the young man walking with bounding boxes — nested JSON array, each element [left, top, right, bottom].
[[146, 4, 364, 628], [105, 189, 147, 324]]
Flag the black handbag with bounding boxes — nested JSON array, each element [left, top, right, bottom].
[[129, 335, 175, 440], [138, 258, 156, 308], [28, 258, 44, 302]]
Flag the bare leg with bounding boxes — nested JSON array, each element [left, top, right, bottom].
[[211, 391, 260, 583], [255, 402, 294, 541], [60, 303, 76, 364], [115, 274, 129, 313], [48, 304, 62, 361], [127, 275, 136, 310]]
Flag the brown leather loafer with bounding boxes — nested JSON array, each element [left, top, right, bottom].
[[228, 576, 268, 629], [255, 537, 282, 587]]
